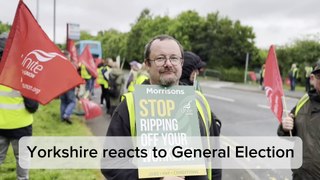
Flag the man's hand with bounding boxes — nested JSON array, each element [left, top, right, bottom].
[[160, 176, 185, 180], [282, 113, 294, 132]]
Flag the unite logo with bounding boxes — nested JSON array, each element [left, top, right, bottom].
[[21, 49, 66, 78], [265, 86, 273, 104], [265, 86, 280, 114]]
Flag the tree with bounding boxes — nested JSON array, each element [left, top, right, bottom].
[[126, 9, 172, 62], [97, 29, 128, 59], [168, 10, 205, 51], [0, 21, 11, 34]]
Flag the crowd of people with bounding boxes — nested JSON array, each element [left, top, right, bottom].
[[1, 30, 320, 179]]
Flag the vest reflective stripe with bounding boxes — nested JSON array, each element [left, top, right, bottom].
[[0, 85, 33, 129], [0, 103, 25, 110], [127, 82, 135, 92], [122, 93, 136, 136], [135, 75, 149, 85], [0, 90, 21, 97], [295, 94, 309, 116], [195, 91, 212, 180], [195, 91, 212, 135], [81, 64, 92, 79]]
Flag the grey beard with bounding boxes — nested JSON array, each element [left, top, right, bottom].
[[159, 75, 178, 86]]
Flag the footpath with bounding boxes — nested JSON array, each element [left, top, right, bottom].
[[86, 79, 306, 136], [84, 87, 111, 136]]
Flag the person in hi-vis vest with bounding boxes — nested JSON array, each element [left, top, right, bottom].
[[101, 35, 222, 180], [0, 32, 39, 180], [278, 60, 320, 179]]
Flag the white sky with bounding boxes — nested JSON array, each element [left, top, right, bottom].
[[1, 0, 320, 49]]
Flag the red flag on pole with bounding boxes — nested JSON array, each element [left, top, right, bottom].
[[78, 45, 98, 78], [67, 39, 79, 65], [0, 1, 83, 105], [80, 98, 102, 120], [264, 45, 284, 122]]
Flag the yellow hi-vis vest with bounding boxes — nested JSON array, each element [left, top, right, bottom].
[[122, 90, 213, 180], [0, 85, 33, 129], [305, 66, 313, 78], [135, 74, 149, 86], [295, 94, 309, 116], [97, 66, 109, 88], [81, 64, 92, 80]]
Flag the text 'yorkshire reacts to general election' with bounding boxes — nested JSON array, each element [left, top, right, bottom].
[[19, 136, 302, 169]]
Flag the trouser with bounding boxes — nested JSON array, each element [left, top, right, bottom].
[[0, 136, 29, 180], [290, 78, 296, 91], [305, 77, 311, 92], [100, 86, 107, 105], [105, 89, 111, 111], [60, 100, 76, 119], [85, 78, 95, 95], [60, 89, 76, 119]]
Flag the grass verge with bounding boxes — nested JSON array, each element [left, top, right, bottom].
[[0, 100, 103, 180]]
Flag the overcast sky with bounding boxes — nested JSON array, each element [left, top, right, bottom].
[[1, 0, 320, 49]]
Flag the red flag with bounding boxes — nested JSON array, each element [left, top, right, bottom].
[[78, 45, 98, 78], [264, 45, 284, 122], [80, 98, 102, 120], [94, 57, 103, 66], [67, 39, 79, 65], [0, 1, 83, 105]]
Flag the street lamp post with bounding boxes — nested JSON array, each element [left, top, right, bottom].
[[53, 0, 56, 43], [36, 0, 39, 21]]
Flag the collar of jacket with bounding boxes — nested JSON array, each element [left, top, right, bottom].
[[308, 89, 320, 103]]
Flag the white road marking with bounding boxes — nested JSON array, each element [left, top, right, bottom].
[[257, 104, 290, 113], [204, 93, 235, 102], [201, 82, 234, 89]]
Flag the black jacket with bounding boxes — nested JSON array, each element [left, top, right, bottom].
[[278, 89, 320, 179]]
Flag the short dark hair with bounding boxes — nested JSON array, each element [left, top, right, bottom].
[[312, 60, 320, 74], [144, 35, 184, 61]]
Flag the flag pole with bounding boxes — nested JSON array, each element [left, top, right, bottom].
[[282, 95, 292, 137], [120, 57, 125, 70]]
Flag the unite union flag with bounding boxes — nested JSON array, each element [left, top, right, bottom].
[[264, 45, 284, 122], [80, 98, 102, 120], [0, 0, 83, 104], [67, 39, 79, 66], [78, 45, 98, 78]]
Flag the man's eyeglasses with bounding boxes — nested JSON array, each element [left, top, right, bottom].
[[148, 55, 183, 67]]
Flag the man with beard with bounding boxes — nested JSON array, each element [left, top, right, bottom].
[[101, 35, 221, 180], [278, 60, 320, 179]]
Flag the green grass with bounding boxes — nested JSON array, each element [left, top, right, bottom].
[[0, 100, 103, 180]]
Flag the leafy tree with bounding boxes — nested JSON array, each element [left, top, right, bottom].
[[97, 29, 128, 60], [126, 9, 172, 63], [80, 30, 96, 40], [0, 21, 11, 34], [277, 39, 320, 78], [168, 10, 205, 51]]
